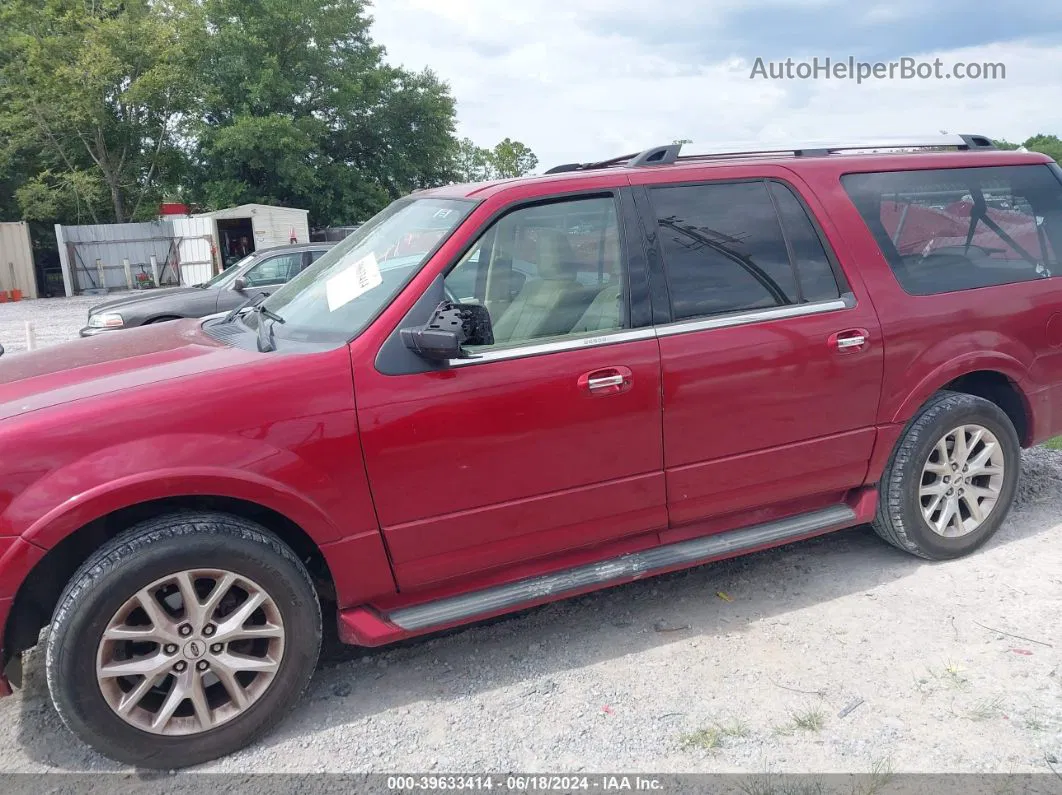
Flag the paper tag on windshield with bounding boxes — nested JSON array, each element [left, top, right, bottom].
[[326, 252, 383, 312]]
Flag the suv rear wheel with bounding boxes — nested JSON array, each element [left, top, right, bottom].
[[873, 391, 1020, 559], [45, 512, 322, 768]]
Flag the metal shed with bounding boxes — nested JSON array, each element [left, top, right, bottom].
[[0, 222, 38, 299], [194, 204, 310, 268]]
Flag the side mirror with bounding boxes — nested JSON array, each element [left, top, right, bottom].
[[233, 276, 248, 291], [401, 301, 494, 361]]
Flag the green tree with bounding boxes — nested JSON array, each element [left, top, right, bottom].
[[452, 137, 539, 182], [0, 0, 201, 223], [993, 135, 1062, 161], [1021, 134, 1062, 162], [453, 138, 492, 182], [489, 138, 538, 179], [194, 0, 459, 224]]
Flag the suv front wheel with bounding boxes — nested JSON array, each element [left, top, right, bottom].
[[45, 512, 322, 768], [873, 390, 1020, 560]]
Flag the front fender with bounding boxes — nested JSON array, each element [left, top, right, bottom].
[[5, 433, 345, 551]]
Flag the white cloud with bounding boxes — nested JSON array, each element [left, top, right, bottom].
[[370, 0, 1062, 170]]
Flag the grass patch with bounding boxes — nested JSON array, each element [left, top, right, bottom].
[[856, 757, 895, 795], [680, 719, 750, 751], [741, 759, 892, 795], [1043, 436, 1062, 451], [739, 777, 829, 795], [776, 706, 826, 735], [791, 707, 826, 732], [1023, 714, 1046, 731], [967, 696, 1005, 721], [938, 660, 970, 690]]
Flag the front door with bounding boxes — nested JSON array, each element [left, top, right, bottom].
[[636, 177, 885, 536], [356, 193, 666, 589], [217, 251, 310, 312]]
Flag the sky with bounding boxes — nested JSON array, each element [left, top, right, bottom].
[[370, 0, 1062, 171]]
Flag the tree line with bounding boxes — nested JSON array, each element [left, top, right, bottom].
[[0, 0, 538, 229], [995, 135, 1062, 161]]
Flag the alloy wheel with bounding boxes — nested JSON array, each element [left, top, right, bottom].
[[95, 569, 285, 735], [919, 424, 1006, 538]]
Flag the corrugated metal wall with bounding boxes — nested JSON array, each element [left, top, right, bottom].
[[0, 222, 38, 299], [171, 218, 217, 285], [54, 206, 302, 295], [56, 221, 178, 294]]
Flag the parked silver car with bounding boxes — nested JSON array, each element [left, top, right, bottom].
[[80, 243, 333, 336]]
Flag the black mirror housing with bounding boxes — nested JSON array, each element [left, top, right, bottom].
[[401, 301, 494, 361], [400, 327, 464, 359]]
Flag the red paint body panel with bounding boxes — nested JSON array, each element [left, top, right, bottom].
[[317, 531, 398, 608], [2, 146, 1062, 686], [662, 428, 875, 530], [630, 164, 884, 529], [0, 539, 43, 600], [0, 322, 383, 593], [785, 153, 1062, 459], [356, 338, 666, 588]]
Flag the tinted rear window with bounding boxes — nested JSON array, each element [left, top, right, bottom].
[[649, 180, 843, 321], [842, 165, 1062, 295]]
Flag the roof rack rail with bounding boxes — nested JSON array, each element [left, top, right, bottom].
[[629, 133, 997, 167], [544, 134, 997, 174]]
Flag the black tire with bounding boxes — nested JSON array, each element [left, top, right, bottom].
[[45, 512, 322, 768], [873, 390, 1020, 560]]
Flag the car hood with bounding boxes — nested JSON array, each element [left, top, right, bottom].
[[89, 286, 211, 314], [0, 320, 254, 422]]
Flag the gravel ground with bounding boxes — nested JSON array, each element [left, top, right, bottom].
[[0, 297, 1061, 777], [0, 295, 98, 355]]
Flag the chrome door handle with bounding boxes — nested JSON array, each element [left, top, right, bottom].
[[828, 328, 870, 353], [578, 366, 634, 396], [587, 374, 625, 390], [836, 335, 865, 349]]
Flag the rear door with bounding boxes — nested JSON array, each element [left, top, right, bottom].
[[634, 175, 884, 537], [356, 191, 666, 589]]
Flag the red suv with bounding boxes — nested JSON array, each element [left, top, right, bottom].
[[2, 134, 1061, 767]]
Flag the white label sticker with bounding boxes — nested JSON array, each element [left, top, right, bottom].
[[325, 252, 383, 312]]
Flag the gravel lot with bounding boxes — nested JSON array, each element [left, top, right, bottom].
[[1, 296, 1061, 777], [0, 295, 98, 354]]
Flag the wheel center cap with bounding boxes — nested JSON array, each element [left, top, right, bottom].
[[183, 639, 206, 659]]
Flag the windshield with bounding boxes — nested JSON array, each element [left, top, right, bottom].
[[202, 254, 254, 288], [243, 197, 475, 341]]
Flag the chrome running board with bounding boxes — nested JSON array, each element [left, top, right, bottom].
[[387, 504, 855, 631]]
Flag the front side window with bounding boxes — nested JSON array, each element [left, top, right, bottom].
[[243, 253, 303, 287], [203, 254, 254, 288], [842, 165, 1062, 295], [443, 195, 627, 349], [247, 197, 475, 341], [649, 180, 841, 322]]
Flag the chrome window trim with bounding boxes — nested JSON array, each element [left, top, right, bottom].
[[447, 295, 853, 366], [656, 295, 852, 338], [450, 328, 657, 366]]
